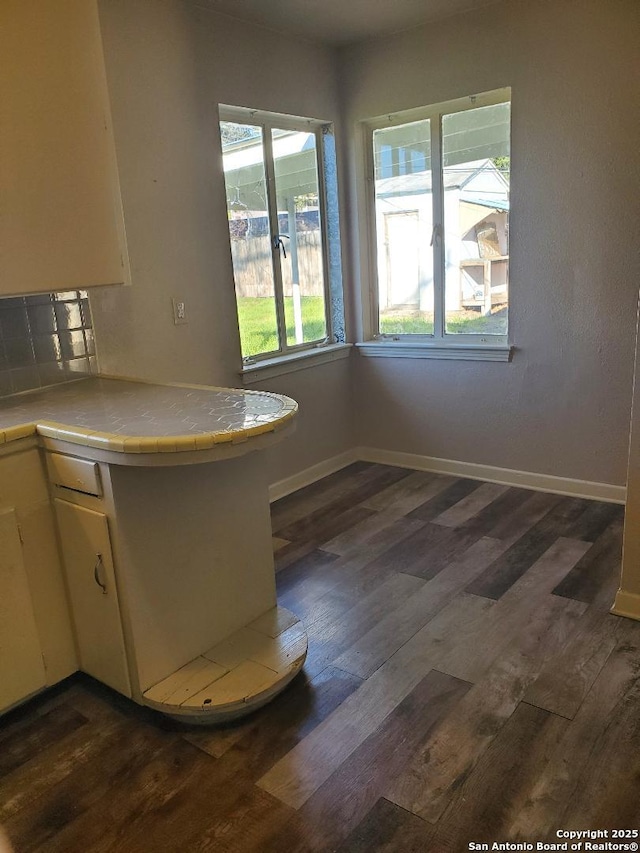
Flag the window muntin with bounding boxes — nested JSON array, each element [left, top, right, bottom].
[[220, 112, 332, 362], [367, 90, 511, 346]]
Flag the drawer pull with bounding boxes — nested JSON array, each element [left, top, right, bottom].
[[94, 554, 107, 594]]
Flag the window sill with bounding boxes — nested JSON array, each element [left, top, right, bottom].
[[240, 343, 352, 384], [356, 341, 514, 362]]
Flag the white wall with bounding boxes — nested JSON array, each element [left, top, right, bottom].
[[91, 0, 640, 490], [90, 0, 354, 484], [342, 0, 640, 487]]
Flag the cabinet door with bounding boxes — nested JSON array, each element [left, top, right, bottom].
[[54, 500, 131, 697], [0, 508, 46, 713], [1, 0, 127, 295]]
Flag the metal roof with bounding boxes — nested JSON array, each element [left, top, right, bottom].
[[375, 159, 508, 199]]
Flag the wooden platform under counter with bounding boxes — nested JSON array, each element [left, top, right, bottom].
[[142, 607, 307, 722]]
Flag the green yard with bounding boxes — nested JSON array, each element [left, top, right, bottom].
[[237, 296, 326, 358], [380, 308, 508, 336], [236, 297, 507, 357]]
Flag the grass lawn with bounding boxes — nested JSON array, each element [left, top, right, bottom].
[[237, 297, 507, 357], [380, 308, 507, 336], [237, 296, 326, 358]]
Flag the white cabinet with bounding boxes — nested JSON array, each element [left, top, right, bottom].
[[0, 508, 46, 712], [54, 500, 131, 697], [0, 0, 128, 296], [0, 445, 77, 715]]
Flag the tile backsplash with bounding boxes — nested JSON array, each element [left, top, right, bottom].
[[0, 291, 97, 397]]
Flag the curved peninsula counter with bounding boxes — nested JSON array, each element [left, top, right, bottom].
[[0, 377, 305, 723]]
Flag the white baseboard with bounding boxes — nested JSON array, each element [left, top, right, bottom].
[[269, 445, 626, 505], [355, 446, 627, 505], [611, 589, 640, 621], [269, 449, 359, 503]]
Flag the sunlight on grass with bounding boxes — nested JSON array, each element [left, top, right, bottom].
[[237, 298, 507, 358], [380, 314, 434, 335], [380, 308, 507, 336], [237, 297, 326, 358], [446, 309, 508, 335]]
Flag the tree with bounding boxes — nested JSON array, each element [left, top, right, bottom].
[[492, 156, 510, 178], [220, 122, 260, 147]]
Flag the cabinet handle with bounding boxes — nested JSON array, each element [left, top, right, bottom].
[[94, 554, 107, 595]]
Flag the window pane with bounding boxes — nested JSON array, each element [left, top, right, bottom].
[[373, 120, 433, 335], [220, 121, 280, 359], [271, 128, 327, 348], [442, 102, 510, 336]]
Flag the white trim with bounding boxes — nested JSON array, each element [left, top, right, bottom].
[[269, 448, 358, 502], [362, 88, 512, 349], [268, 445, 626, 505], [363, 88, 512, 131], [355, 446, 626, 504], [611, 589, 640, 621], [219, 105, 337, 363], [241, 343, 351, 384], [219, 104, 330, 131], [356, 341, 513, 362]]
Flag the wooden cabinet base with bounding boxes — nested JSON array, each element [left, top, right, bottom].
[[141, 606, 307, 724]]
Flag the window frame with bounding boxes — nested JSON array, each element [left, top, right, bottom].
[[219, 105, 336, 366], [361, 87, 512, 357]]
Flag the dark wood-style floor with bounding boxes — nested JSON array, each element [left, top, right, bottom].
[[2, 463, 639, 852]]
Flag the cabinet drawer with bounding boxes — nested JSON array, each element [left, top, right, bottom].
[[47, 453, 102, 496]]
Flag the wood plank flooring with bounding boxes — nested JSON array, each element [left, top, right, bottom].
[[1, 462, 638, 852]]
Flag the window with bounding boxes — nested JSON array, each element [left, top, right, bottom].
[[364, 89, 511, 356], [219, 107, 344, 366]]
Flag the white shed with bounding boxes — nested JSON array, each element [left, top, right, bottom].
[[374, 158, 509, 314]]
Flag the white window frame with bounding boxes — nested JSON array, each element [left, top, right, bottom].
[[219, 105, 340, 370], [358, 87, 513, 362]]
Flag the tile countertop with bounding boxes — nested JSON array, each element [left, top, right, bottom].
[[0, 377, 298, 454]]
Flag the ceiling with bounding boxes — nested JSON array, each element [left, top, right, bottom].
[[193, 0, 502, 47]]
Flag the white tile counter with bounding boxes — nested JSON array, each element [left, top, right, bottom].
[[0, 376, 298, 455]]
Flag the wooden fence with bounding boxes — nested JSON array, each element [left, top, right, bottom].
[[230, 232, 324, 298]]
